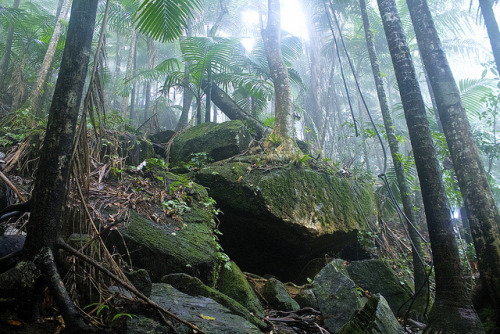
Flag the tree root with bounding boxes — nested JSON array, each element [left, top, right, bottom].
[[57, 239, 208, 334], [35, 247, 93, 333]]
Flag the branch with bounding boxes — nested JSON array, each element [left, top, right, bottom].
[[0, 170, 26, 202]]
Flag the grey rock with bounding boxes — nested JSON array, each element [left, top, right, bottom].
[[262, 278, 300, 312]]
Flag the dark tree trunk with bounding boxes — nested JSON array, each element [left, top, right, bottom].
[[205, 65, 212, 123], [262, 0, 296, 154], [359, 0, 427, 318], [376, 0, 484, 332], [408, 0, 500, 329], [0, 0, 21, 93], [479, 0, 500, 73], [24, 0, 98, 257]]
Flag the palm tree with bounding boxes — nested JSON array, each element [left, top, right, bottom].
[[359, 0, 427, 318], [407, 0, 500, 330], [376, 0, 484, 331], [0, 0, 21, 93]]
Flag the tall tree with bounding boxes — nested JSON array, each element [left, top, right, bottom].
[[28, 0, 72, 117], [0, 0, 21, 93], [407, 0, 500, 329], [359, 0, 427, 318], [376, 0, 484, 332], [479, 0, 500, 73], [261, 0, 297, 155], [22, 0, 98, 330]]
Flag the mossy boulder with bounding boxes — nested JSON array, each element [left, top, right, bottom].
[[162, 273, 268, 330], [346, 259, 412, 316], [217, 261, 265, 317], [101, 130, 155, 166], [107, 209, 218, 285], [126, 269, 152, 297], [195, 160, 376, 282], [262, 278, 300, 312], [169, 121, 252, 165], [338, 294, 404, 334], [312, 259, 364, 333]]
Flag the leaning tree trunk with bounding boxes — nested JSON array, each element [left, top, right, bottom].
[[479, 0, 500, 73], [359, 0, 427, 318], [262, 0, 297, 154], [407, 0, 500, 329], [376, 0, 484, 332], [28, 0, 72, 117], [23, 0, 98, 330], [0, 0, 21, 93]]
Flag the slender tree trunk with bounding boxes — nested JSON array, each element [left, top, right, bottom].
[[29, 0, 72, 117], [113, 31, 122, 109], [23, 0, 98, 329], [360, 0, 427, 318], [129, 37, 138, 124], [196, 96, 202, 125], [262, 0, 297, 154], [376, 0, 484, 332], [0, 0, 21, 93], [144, 37, 155, 121], [408, 0, 500, 329], [121, 30, 137, 121], [205, 65, 212, 123], [479, 0, 500, 73], [176, 65, 193, 131]]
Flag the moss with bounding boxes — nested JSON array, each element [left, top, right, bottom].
[[196, 163, 375, 235]]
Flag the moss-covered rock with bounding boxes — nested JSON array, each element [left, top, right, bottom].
[[338, 294, 404, 334], [346, 259, 412, 316], [162, 273, 268, 330], [262, 278, 300, 312], [101, 130, 155, 166], [126, 269, 152, 297], [195, 161, 376, 282], [217, 261, 265, 317], [108, 209, 218, 285], [312, 259, 365, 333], [169, 120, 252, 165]]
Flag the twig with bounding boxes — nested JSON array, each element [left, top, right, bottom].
[[57, 239, 207, 334]]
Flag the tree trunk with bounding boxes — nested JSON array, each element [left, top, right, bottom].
[[0, 0, 21, 93], [479, 0, 500, 73], [376, 0, 484, 332], [176, 64, 193, 131], [129, 37, 138, 124], [360, 0, 427, 318], [23, 0, 98, 329], [144, 37, 155, 121], [121, 30, 137, 121], [408, 0, 500, 329], [205, 65, 212, 123], [29, 0, 72, 117], [262, 0, 296, 154], [113, 31, 122, 109]]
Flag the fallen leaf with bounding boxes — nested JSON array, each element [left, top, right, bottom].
[[199, 314, 215, 321]]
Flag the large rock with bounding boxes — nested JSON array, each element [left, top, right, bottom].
[[262, 278, 300, 312], [101, 130, 154, 166], [347, 259, 412, 315], [312, 259, 364, 333], [162, 273, 267, 330], [169, 121, 252, 165], [126, 283, 262, 334], [195, 159, 376, 282], [217, 261, 265, 317], [107, 209, 218, 285], [338, 294, 404, 334]]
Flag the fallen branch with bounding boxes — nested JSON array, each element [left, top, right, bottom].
[[0, 170, 26, 202], [57, 239, 207, 334]]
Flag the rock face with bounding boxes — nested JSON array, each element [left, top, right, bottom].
[[169, 121, 252, 165], [126, 283, 263, 334], [338, 294, 405, 334], [195, 158, 375, 282], [347, 259, 412, 315], [312, 259, 364, 333]]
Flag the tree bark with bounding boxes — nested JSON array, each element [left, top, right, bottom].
[[359, 0, 427, 318], [407, 0, 500, 329], [24, 0, 98, 257], [0, 0, 21, 93], [376, 0, 484, 332], [28, 0, 72, 117], [261, 0, 296, 154], [144, 37, 156, 121], [479, 0, 500, 73]]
